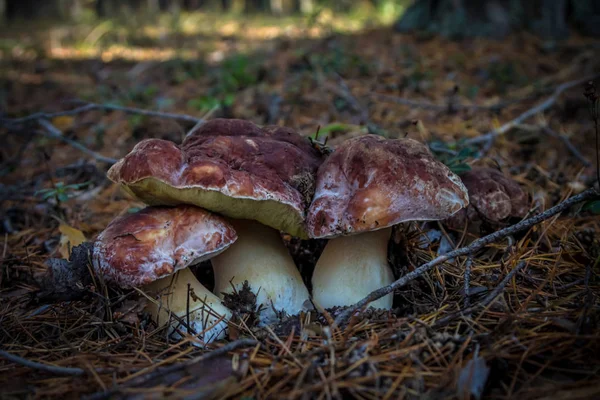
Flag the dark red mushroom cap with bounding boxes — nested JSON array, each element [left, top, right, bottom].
[[92, 206, 237, 288], [445, 167, 528, 228], [107, 119, 323, 238], [306, 135, 469, 239]]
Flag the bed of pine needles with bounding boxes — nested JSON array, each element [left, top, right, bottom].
[[1, 16, 600, 399]]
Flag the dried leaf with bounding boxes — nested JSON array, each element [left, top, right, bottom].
[[456, 354, 490, 400], [51, 115, 75, 131], [113, 298, 148, 325], [58, 224, 87, 258]]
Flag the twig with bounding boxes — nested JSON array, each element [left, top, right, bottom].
[[0, 348, 84, 376], [334, 187, 599, 326], [1, 101, 210, 165], [584, 80, 599, 185], [433, 261, 527, 328], [184, 104, 220, 138], [542, 127, 592, 168], [2, 102, 202, 126], [325, 73, 388, 136], [371, 90, 543, 112], [83, 338, 258, 400], [370, 93, 453, 111], [37, 119, 118, 165], [577, 257, 598, 333], [329, 73, 369, 124], [464, 256, 473, 311], [464, 74, 600, 149], [511, 123, 591, 167]]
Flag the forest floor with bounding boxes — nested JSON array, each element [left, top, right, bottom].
[[1, 12, 600, 400]]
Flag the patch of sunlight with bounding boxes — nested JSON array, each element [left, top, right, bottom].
[[49, 45, 199, 62], [1, 6, 409, 64]]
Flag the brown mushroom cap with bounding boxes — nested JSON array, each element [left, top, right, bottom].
[[306, 135, 469, 239], [93, 205, 237, 288], [445, 167, 528, 228], [107, 119, 322, 238]]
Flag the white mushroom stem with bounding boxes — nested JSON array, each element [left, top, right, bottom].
[[312, 227, 394, 310], [211, 219, 311, 325], [145, 267, 231, 345]]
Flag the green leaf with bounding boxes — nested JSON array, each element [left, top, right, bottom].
[[128, 114, 145, 129], [223, 93, 236, 107], [188, 96, 220, 112], [70, 181, 92, 190], [309, 123, 366, 140], [456, 147, 476, 160], [450, 163, 472, 174], [582, 200, 600, 214], [57, 192, 69, 203]]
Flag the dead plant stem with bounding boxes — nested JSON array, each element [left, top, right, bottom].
[[464, 74, 600, 150], [433, 261, 527, 328]]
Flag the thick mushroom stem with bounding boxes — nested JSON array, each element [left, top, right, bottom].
[[145, 267, 231, 345], [211, 219, 310, 325], [312, 228, 394, 310]]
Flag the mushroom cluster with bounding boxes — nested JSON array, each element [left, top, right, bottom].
[[94, 119, 525, 346], [93, 119, 323, 345]]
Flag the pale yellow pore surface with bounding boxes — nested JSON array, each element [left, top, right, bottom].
[[121, 178, 308, 238], [312, 228, 394, 310], [211, 219, 310, 325], [145, 268, 231, 344]]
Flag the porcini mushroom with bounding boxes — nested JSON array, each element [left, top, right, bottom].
[[445, 167, 528, 229], [106, 119, 323, 324], [92, 205, 237, 344], [306, 135, 469, 310]]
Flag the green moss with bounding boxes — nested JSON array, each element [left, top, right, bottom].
[[122, 178, 308, 239]]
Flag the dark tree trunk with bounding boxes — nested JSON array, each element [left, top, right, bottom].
[[6, 0, 65, 20], [183, 0, 206, 10], [245, 0, 269, 13], [395, 0, 600, 39]]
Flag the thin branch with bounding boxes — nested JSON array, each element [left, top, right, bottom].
[[433, 261, 527, 329], [0, 348, 84, 376], [577, 258, 598, 334], [1, 101, 209, 165], [334, 187, 599, 326], [324, 73, 388, 136], [37, 119, 117, 165], [371, 89, 545, 112], [83, 338, 258, 400], [584, 80, 600, 185], [185, 104, 220, 138], [2, 102, 202, 126], [328, 73, 370, 123], [464, 256, 473, 311], [464, 74, 600, 148], [542, 127, 592, 168], [511, 123, 591, 167], [370, 93, 446, 110]]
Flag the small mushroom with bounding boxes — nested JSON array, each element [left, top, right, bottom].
[[107, 119, 323, 324], [306, 135, 469, 310], [92, 205, 237, 345], [445, 167, 528, 229]]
